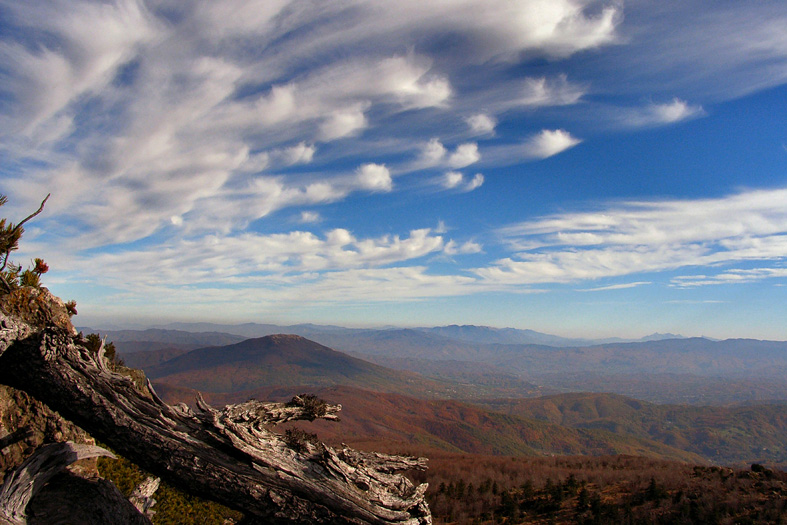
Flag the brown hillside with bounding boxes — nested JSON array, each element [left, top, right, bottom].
[[155, 383, 703, 463]]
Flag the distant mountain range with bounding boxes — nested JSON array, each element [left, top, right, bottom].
[[87, 324, 787, 466], [149, 321, 690, 347], [86, 322, 787, 404]]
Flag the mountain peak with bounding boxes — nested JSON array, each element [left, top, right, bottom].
[[265, 333, 311, 344], [641, 332, 685, 341]]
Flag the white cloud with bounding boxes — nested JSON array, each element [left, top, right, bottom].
[[651, 99, 704, 123], [319, 105, 369, 140], [8, 0, 787, 322], [443, 171, 464, 189], [355, 163, 392, 192], [672, 268, 787, 288], [420, 138, 448, 165], [465, 113, 496, 135], [441, 171, 484, 192], [448, 143, 481, 168], [520, 75, 585, 107], [444, 240, 483, 255], [273, 142, 316, 166], [576, 282, 651, 292], [466, 173, 485, 191], [482, 188, 787, 286], [69, 226, 449, 290], [523, 129, 582, 159], [0, 0, 622, 250], [418, 139, 481, 169], [0, 0, 160, 136], [621, 98, 705, 127], [299, 211, 321, 223]]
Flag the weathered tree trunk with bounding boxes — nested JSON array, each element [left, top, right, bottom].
[[0, 311, 430, 524], [0, 442, 122, 525]]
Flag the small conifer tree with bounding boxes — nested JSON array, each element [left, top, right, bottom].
[[0, 193, 50, 292]]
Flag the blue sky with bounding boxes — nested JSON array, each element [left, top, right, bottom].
[[1, 0, 786, 339]]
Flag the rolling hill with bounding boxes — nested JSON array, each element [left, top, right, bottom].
[[155, 383, 787, 467], [474, 392, 787, 466], [145, 334, 503, 398], [154, 383, 703, 463]]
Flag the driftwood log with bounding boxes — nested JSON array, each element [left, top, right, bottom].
[[0, 305, 430, 524]]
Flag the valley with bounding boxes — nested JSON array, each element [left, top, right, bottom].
[[91, 323, 787, 468], [87, 322, 787, 523]]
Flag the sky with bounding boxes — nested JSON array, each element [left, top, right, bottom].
[[1, 0, 786, 339]]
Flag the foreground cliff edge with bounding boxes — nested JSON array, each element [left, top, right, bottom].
[[0, 285, 431, 524]]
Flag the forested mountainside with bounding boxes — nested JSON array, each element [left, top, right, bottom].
[[107, 325, 787, 404]]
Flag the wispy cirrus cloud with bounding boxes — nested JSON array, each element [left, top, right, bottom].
[[576, 282, 651, 292], [519, 75, 586, 107], [672, 268, 787, 288], [298, 211, 321, 224], [618, 98, 705, 128], [3, 0, 787, 331], [481, 188, 787, 286]]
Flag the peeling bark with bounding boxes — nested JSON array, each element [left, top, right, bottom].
[[0, 313, 430, 524]]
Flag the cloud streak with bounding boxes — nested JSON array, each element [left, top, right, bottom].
[[483, 188, 787, 285]]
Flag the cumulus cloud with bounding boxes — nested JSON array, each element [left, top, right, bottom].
[[443, 171, 464, 189], [522, 129, 582, 159], [417, 139, 481, 169], [9, 0, 787, 321], [355, 163, 393, 192], [448, 143, 481, 168], [0, 0, 623, 250], [420, 138, 449, 166], [441, 171, 484, 192], [465, 113, 497, 135]]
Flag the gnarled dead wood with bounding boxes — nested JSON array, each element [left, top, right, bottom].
[[0, 314, 430, 524], [129, 476, 160, 519], [0, 442, 117, 525]]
